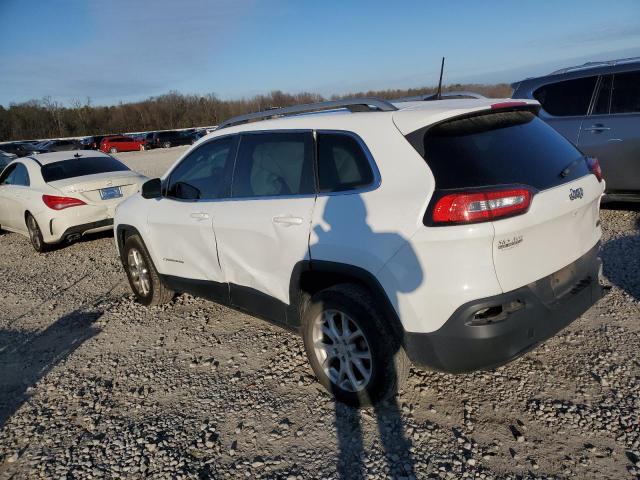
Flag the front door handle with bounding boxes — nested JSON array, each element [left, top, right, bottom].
[[190, 212, 209, 220], [583, 124, 611, 133], [273, 215, 303, 226]]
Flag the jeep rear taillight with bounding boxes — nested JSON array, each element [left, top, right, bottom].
[[432, 188, 532, 225], [586, 157, 603, 182]]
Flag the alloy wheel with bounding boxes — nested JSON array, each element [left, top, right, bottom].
[[311, 309, 373, 392], [127, 248, 151, 296]]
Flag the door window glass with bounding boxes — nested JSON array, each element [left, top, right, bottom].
[[317, 133, 374, 192], [611, 70, 640, 114], [592, 75, 612, 115], [232, 132, 314, 198], [0, 164, 17, 185], [166, 136, 236, 200], [533, 76, 597, 116], [0, 163, 29, 186]]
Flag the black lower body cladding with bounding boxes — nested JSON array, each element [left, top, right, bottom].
[[404, 243, 603, 373]]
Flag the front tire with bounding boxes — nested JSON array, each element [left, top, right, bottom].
[[123, 234, 174, 306], [301, 283, 409, 407], [26, 213, 48, 253]]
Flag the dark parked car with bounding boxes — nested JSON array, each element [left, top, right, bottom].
[[144, 130, 193, 149], [0, 141, 40, 157], [512, 57, 640, 201], [35, 139, 82, 153], [0, 151, 16, 171]]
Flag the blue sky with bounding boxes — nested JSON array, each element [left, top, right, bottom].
[[1, 0, 639, 107]]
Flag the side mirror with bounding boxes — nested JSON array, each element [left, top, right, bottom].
[[141, 178, 162, 199]]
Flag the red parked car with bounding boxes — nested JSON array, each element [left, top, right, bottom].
[[99, 136, 144, 153]]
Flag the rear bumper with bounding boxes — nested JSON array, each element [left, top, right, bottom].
[[404, 243, 603, 373], [58, 218, 113, 242]]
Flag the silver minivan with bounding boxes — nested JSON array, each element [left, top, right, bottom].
[[512, 57, 640, 202]]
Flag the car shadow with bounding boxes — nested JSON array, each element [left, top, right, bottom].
[[600, 205, 640, 302], [0, 306, 103, 430], [313, 195, 420, 478]]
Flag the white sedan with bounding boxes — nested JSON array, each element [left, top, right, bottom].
[[0, 150, 147, 252]]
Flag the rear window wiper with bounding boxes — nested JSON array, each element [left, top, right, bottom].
[[559, 156, 586, 178]]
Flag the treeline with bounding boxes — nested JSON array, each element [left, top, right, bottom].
[[0, 83, 511, 142]]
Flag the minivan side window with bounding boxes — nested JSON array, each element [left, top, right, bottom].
[[592, 75, 612, 115], [533, 76, 597, 116], [611, 70, 640, 114], [166, 136, 236, 200], [317, 133, 374, 193], [232, 132, 314, 198]]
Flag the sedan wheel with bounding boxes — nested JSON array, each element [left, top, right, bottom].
[[110, 147, 118, 153], [26, 214, 47, 253]]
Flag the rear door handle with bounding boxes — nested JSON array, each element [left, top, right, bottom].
[[190, 212, 209, 220], [583, 124, 611, 133], [273, 215, 303, 226]]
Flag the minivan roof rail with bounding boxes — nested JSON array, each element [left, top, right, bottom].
[[394, 91, 487, 102], [550, 56, 640, 75], [218, 97, 398, 129]]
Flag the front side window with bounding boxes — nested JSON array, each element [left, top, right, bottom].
[[533, 76, 597, 116], [317, 133, 374, 192], [611, 70, 640, 114], [166, 136, 236, 200], [232, 132, 314, 198]]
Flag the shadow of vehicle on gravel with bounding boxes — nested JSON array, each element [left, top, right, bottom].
[[314, 195, 420, 479], [0, 307, 102, 429], [601, 208, 640, 302]]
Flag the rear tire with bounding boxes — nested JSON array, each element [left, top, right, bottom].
[[162, 141, 171, 148], [123, 234, 174, 306], [109, 147, 118, 153], [26, 213, 48, 253], [301, 283, 409, 407]]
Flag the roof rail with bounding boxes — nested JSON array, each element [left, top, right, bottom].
[[394, 91, 487, 102], [218, 97, 397, 129], [550, 56, 640, 75]]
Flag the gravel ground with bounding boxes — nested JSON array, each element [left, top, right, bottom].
[[0, 147, 638, 479]]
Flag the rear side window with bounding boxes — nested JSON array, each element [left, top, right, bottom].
[[533, 76, 597, 116], [592, 75, 612, 115], [41, 157, 130, 182], [410, 110, 589, 191], [317, 133, 374, 192], [611, 70, 640, 114], [0, 163, 29, 186], [232, 132, 314, 198]]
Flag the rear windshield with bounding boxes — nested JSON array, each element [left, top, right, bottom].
[[41, 157, 130, 182], [408, 110, 589, 191]]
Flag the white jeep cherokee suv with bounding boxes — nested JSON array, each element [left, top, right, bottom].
[[114, 97, 605, 406]]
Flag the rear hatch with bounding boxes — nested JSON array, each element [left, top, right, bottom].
[[42, 156, 143, 205], [403, 106, 603, 293]]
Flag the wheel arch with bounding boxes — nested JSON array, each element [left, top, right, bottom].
[[289, 260, 405, 342]]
